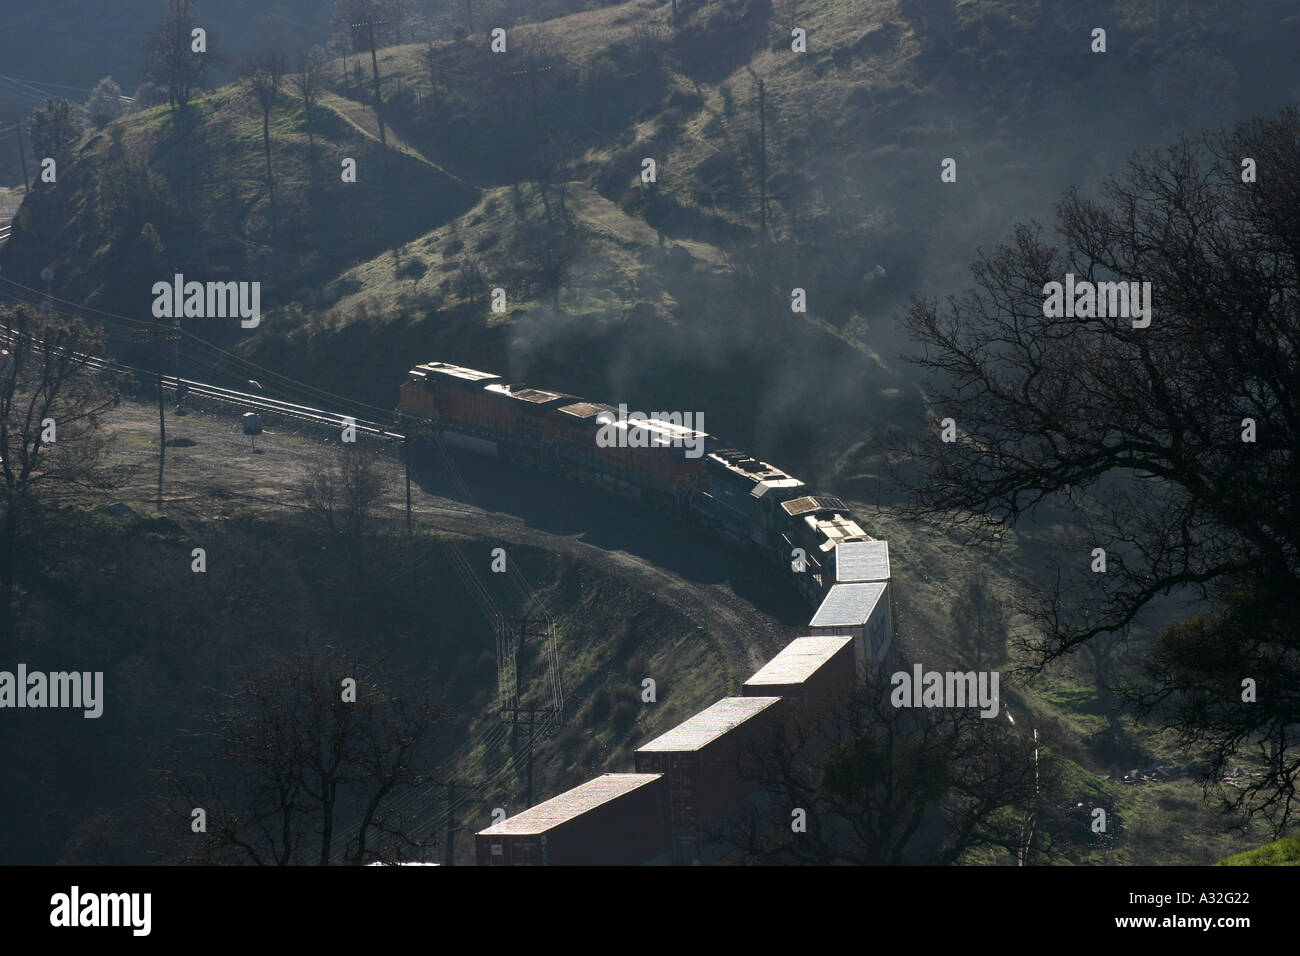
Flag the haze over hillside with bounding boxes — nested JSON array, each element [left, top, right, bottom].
[[6, 0, 1299, 486]]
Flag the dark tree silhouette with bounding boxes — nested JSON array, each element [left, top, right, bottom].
[[299, 443, 387, 581], [291, 46, 333, 188], [726, 670, 1057, 865], [26, 99, 83, 171], [0, 307, 122, 640], [171, 648, 452, 865], [898, 107, 1300, 833], [145, 1, 208, 112], [243, 46, 287, 234]]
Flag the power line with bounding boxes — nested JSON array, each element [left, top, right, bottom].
[[0, 74, 107, 95]]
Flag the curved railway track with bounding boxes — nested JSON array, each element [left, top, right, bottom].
[[3, 319, 802, 862]]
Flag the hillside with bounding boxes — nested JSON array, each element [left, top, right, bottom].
[[0, 394, 804, 864], [7, 1, 1299, 487]]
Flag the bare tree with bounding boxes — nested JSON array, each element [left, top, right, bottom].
[[0, 307, 122, 640], [145, 1, 208, 112], [299, 444, 387, 577], [171, 648, 451, 865], [515, 214, 577, 312], [725, 670, 1056, 865], [291, 46, 333, 188], [454, 257, 489, 311], [243, 46, 286, 234], [897, 106, 1300, 833]]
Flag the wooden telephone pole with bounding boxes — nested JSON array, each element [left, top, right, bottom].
[[353, 17, 389, 148], [499, 703, 540, 806], [132, 326, 182, 508], [498, 616, 550, 807]]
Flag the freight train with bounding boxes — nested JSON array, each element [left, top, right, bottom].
[[399, 360, 897, 864], [397, 360, 885, 607]]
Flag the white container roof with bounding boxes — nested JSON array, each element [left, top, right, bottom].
[[809, 582, 888, 627], [744, 636, 855, 687], [835, 540, 890, 582], [636, 697, 782, 753], [478, 773, 662, 836]]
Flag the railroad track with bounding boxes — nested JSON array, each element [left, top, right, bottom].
[[1, 323, 406, 441], [169, 375, 405, 441]]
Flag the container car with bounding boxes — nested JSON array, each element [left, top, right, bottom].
[[808, 581, 893, 671], [475, 773, 671, 866], [634, 696, 783, 864], [742, 635, 856, 725]]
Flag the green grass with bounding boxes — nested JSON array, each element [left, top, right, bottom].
[[1217, 836, 1300, 866]]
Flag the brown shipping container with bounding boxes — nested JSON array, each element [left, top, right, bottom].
[[475, 773, 670, 866], [634, 697, 783, 832], [742, 635, 856, 723]]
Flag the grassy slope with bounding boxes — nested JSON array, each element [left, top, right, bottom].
[[1217, 837, 1300, 866]]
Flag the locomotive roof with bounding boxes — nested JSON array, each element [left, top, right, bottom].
[[835, 539, 890, 582], [558, 401, 617, 420], [413, 361, 500, 383], [810, 582, 889, 627], [477, 774, 663, 836], [744, 636, 855, 687], [781, 494, 852, 517], [484, 382, 576, 405], [605, 416, 711, 444], [708, 449, 806, 494], [805, 513, 871, 551], [635, 696, 781, 753]]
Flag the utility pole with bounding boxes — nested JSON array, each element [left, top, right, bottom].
[[354, 17, 389, 148], [465, 0, 474, 34], [132, 326, 182, 509], [757, 78, 768, 235], [15, 122, 30, 194], [400, 423, 437, 536], [403, 433, 413, 536], [443, 778, 482, 865], [500, 701, 540, 807], [513, 618, 523, 752], [524, 704, 537, 806], [498, 615, 551, 806], [445, 779, 458, 865]]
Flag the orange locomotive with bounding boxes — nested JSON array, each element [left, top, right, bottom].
[[398, 361, 713, 510], [398, 360, 886, 607]]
